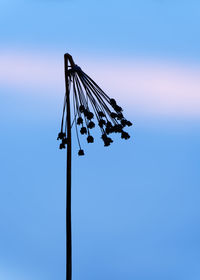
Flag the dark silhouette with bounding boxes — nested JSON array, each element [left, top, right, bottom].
[[57, 53, 132, 280]]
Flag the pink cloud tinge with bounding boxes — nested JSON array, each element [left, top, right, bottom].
[[0, 49, 200, 119]]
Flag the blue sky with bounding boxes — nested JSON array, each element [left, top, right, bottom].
[[1, 0, 200, 60], [0, 0, 200, 279]]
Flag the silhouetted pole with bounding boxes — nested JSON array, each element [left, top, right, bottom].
[[58, 53, 132, 280], [64, 53, 75, 280]]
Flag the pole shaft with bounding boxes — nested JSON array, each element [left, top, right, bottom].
[[64, 54, 72, 280]]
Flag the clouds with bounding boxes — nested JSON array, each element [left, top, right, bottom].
[[0, 48, 200, 119]]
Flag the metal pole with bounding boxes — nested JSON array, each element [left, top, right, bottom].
[[64, 53, 72, 280]]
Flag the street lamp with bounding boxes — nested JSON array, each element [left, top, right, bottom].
[[57, 53, 132, 280]]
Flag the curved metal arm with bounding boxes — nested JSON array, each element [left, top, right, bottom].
[[64, 53, 75, 68]]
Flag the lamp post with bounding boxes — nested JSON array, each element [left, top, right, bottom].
[[57, 53, 132, 280]]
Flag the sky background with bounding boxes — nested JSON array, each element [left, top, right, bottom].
[[0, 0, 200, 279]]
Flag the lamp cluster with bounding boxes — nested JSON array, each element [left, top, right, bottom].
[[57, 64, 132, 155]]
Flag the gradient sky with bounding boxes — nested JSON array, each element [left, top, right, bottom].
[[0, 1, 200, 280]]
